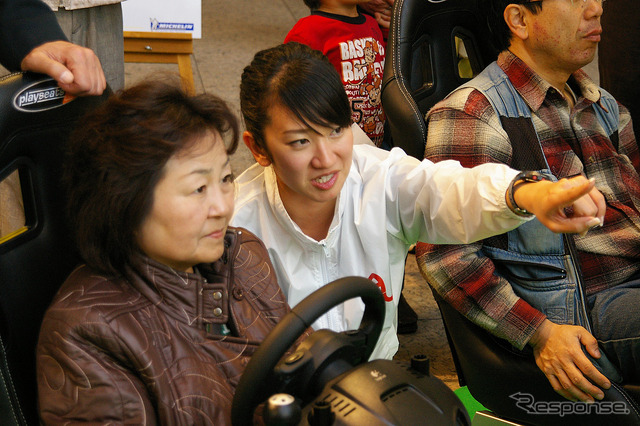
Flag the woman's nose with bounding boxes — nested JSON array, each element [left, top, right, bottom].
[[311, 140, 335, 169], [208, 187, 234, 218]]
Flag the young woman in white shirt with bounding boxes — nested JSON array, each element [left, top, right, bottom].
[[231, 42, 604, 360]]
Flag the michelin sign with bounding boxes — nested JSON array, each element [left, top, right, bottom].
[[122, 0, 201, 39]]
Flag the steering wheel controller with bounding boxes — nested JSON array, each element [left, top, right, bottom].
[[231, 276, 470, 426]]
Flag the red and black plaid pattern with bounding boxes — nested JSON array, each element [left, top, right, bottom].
[[417, 51, 639, 348]]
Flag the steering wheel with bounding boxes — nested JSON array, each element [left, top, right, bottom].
[[231, 276, 385, 425]]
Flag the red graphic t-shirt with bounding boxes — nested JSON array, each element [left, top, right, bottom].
[[285, 11, 386, 147]]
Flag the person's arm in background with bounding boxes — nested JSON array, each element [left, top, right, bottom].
[[0, 0, 105, 95], [358, 0, 393, 41], [416, 88, 611, 403]]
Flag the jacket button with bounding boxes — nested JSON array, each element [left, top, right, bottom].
[[232, 287, 244, 300], [213, 291, 223, 300], [213, 307, 223, 317]]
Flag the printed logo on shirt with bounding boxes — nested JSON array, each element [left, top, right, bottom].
[[339, 37, 385, 83], [338, 37, 386, 146], [369, 273, 393, 302]]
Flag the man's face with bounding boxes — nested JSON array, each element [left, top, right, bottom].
[[523, 0, 604, 73]]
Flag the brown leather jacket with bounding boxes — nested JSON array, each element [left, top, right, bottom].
[[37, 227, 290, 425]]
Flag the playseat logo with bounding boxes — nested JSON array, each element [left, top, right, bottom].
[[13, 79, 70, 112], [510, 392, 630, 416]]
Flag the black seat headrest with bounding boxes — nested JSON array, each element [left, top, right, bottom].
[[0, 72, 109, 425]]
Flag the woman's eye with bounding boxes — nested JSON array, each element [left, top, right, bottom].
[[289, 138, 309, 147], [330, 126, 344, 137], [223, 173, 235, 184], [194, 185, 206, 194]]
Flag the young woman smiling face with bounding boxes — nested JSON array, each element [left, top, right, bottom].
[[244, 102, 353, 239]]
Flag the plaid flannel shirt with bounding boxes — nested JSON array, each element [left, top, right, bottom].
[[416, 51, 640, 349]]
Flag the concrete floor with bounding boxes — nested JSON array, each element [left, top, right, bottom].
[[123, 0, 598, 392]]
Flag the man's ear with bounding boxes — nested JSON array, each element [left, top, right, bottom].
[[243, 131, 272, 167], [504, 4, 529, 42]]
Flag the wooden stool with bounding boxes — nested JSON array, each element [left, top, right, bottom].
[[123, 31, 195, 94]]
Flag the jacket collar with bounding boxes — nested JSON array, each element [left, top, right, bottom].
[[498, 50, 604, 113], [125, 230, 237, 328], [263, 165, 343, 246]]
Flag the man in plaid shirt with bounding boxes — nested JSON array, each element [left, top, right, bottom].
[[416, 0, 639, 404]]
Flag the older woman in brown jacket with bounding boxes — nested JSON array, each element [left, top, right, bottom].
[[36, 79, 290, 424]]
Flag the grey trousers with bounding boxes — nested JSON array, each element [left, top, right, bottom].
[[55, 3, 125, 92]]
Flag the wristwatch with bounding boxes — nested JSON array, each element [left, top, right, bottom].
[[506, 171, 552, 217]]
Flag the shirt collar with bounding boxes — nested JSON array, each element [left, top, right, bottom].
[[497, 50, 603, 112], [263, 165, 343, 245]]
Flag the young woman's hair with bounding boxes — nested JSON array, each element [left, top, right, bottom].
[[480, 0, 543, 52], [65, 77, 239, 276], [240, 42, 352, 155], [303, 0, 320, 10]]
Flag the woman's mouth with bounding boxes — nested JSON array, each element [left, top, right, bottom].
[[312, 172, 338, 190], [206, 228, 225, 239]]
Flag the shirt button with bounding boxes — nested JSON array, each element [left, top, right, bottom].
[[232, 287, 244, 301], [213, 291, 223, 300], [213, 307, 223, 317]]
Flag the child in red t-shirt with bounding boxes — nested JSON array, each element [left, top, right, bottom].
[[285, 0, 387, 147]]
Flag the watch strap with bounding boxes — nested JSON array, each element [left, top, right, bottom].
[[507, 171, 552, 217]]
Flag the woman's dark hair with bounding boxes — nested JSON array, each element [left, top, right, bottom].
[[240, 42, 352, 156], [481, 0, 543, 52], [65, 77, 239, 276], [303, 0, 320, 10]]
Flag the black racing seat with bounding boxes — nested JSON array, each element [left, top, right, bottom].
[[0, 73, 109, 425], [381, 0, 497, 159]]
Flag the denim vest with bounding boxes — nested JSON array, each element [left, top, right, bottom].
[[456, 62, 622, 380]]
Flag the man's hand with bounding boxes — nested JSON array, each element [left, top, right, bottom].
[[529, 320, 611, 402], [359, 0, 394, 29], [513, 175, 606, 235], [20, 41, 106, 96]]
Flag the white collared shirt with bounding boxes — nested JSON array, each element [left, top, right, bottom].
[[232, 125, 527, 360]]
